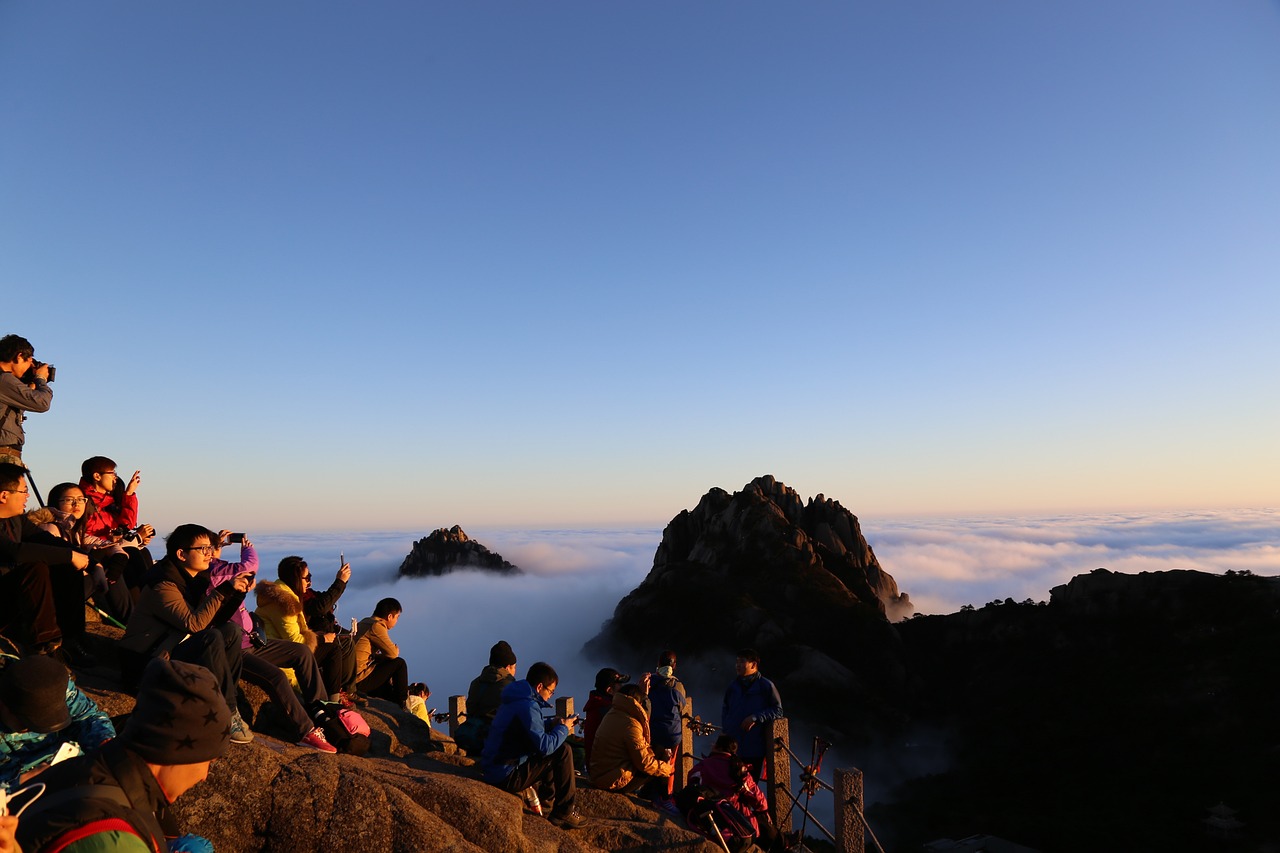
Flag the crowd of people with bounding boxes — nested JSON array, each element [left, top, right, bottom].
[[0, 332, 793, 852]]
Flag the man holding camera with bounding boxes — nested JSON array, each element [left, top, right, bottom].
[[0, 335, 53, 464]]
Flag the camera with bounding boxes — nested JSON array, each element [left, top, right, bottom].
[[248, 629, 268, 650], [613, 672, 631, 685], [111, 526, 144, 548], [21, 361, 55, 383]]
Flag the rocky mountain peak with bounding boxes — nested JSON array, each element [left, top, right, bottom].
[[397, 525, 519, 578]]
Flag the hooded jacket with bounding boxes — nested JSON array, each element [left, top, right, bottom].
[[648, 670, 687, 750], [721, 671, 783, 759], [480, 679, 569, 784], [466, 664, 514, 722], [77, 477, 139, 542], [353, 615, 399, 682], [254, 579, 318, 652], [588, 691, 673, 791]]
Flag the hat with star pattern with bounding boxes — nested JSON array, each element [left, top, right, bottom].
[[121, 658, 231, 764]]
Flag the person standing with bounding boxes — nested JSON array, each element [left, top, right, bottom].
[[0, 335, 52, 463], [721, 648, 783, 781], [648, 650, 686, 793]]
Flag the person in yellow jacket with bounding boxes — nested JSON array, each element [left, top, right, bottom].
[[588, 683, 674, 797]]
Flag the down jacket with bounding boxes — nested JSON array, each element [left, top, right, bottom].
[[254, 579, 318, 652], [588, 692, 673, 791]]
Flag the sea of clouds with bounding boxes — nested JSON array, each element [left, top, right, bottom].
[[222, 508, 1279, 708]]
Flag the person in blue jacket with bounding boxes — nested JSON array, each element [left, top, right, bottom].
[[480, 661, 587, 829], [721, 648, 783, 780], [0, 652, 115, 788]]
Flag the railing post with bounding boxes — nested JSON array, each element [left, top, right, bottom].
[[764, 717, 792, 834], [556, 696, 574, 718], [448, 695, 467, 738], [834, 768, 865, 853], [676, 695, 694, 792]]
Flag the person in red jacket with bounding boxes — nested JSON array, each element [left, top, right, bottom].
[[78, 456, 155, 557]]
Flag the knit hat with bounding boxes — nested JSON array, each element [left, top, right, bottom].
[[489, 640, 517, 668], [0, 655, 72, 733], [121, 658, 231, 764]]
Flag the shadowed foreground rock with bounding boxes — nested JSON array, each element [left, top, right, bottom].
[[76, 622, 720, 853]]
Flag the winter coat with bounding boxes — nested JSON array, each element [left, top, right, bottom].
[[0, 653, 116, 788], [689, 750, 769, 836], [302, 574, 347, 634], [254, 579, 317, 652], [119, 558, 244, 658], [353, 616, 398, 683], [589, 692, 673, 791], [466, 665, 513, 722], [648, 671, 687, 750], [16, 740, 177, 853], [721, 672, 783, 759], [207, 544, 259, 649], [480, 679, 569, 784], [77, 478, 138, 542], [0, 514, 82, 571], [0, 371, 51, 448]]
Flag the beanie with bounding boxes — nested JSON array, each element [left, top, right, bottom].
[[489, 640, 517, 668], [121, 658, 230, 764]]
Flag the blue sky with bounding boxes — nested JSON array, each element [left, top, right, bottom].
[[3, 1, 1278, 530]]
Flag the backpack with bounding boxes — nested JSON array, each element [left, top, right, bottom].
[[310, 700, 371, 756]]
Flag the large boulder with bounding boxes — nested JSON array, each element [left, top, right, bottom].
[[399, 525, 520, 578]]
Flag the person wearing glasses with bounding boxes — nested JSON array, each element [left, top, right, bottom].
[[0, 462, 86, 654], [36, 482, 140, 625], [0, 335, 52, 464], [265, 555, 360, 706], [78, 456, 154, 548]]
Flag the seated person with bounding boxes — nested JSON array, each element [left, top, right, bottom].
[[687, 734, 785, 853], [0, 462, 87, 655], [480, 661, 586, 829], [583, 666, 628, 767], [272, 555, 358, 705], [16, 658, 229, 853], [37, 481, 145, 625], [354, 598, 408, 707], [77, 457, 150, 548], [202, 532, 336, 753], [588, 682, 673, 797], [455, 640, 517, 754], [119, 524, 255, 746], [0, 652, 115, 789], [405, 682, 433, 726]]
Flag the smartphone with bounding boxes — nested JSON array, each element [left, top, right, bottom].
[[340, 551, 345, 567], [52, 741, 82, 764], [228, 533, 245, 544]]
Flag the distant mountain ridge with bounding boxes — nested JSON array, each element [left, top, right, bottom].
[[398, 525, 519, 578]]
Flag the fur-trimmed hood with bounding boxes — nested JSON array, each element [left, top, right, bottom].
[[253, 579, 317, 651], [254, 579, 303, 616]]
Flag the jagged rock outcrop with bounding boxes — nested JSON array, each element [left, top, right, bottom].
[[73, 620, 722, 853], [399, 525, 519, 578], [586, 475, 912, 729]]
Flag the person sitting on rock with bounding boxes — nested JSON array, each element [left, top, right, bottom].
[[455, 640, 517, 754], [582, 666, 629, 767], [201, 532, 336, 753], [0, 652, 115, 789], [405, 682, 433, 726], [648, 649, 687, 794], [77, 457, 153, 549], [119, 524, 256, 746], [588, 682, 674, 801], [16, 658, 231, 853], [686, 734, 786, 853], [721, 647, 783, 781], [274, 554, 359, 706], [354, 598, 408, 707], [481, 661, 586, 830], [0, 462, 88, 657]]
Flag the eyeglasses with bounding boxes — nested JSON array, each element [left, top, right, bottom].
[[58, 497, 88, 505], [300, 574, 312, 581], [185, 545, 215, 556], [4, 489, 29, 496]]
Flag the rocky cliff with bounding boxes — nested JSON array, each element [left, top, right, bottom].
[[586, 475, 912, 729], [399, 525, 520, 578]]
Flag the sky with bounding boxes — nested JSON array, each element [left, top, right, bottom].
[[2, 1, 1278, 530]]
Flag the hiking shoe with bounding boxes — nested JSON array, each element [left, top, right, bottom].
[[549, 809, 587, 830], [651, 796, 681, 819], [344, 690, 368, 707], [229, 712, 254, 744], [300, 726, 338, 753], [331, 692, 355, 710]]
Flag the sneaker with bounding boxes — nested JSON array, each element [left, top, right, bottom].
[[229, 712, 254, 745], [300, 726, 338, 753], [549, 809, 587, 830], [344, 691, 368, 707], [651, 796, 681, 819]]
